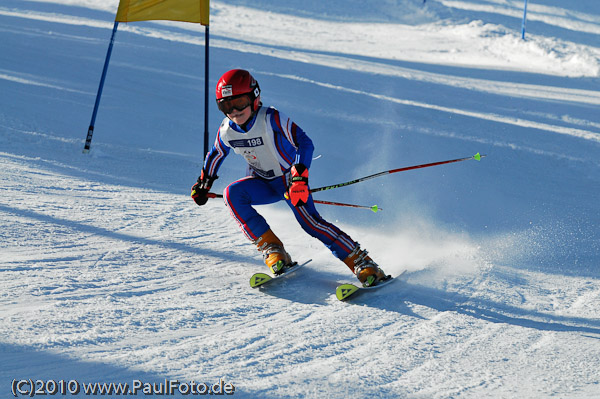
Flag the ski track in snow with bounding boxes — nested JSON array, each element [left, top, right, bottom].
[[1, 0, 600, 398]]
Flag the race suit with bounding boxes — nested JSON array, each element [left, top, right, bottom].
[[203, 106, 357, 260]]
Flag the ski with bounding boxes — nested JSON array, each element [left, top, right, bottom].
[[249, 259, 312, 288], [335, 270, 407, 301]]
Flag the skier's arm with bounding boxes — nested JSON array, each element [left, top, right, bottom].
[[203, 126, 230, 177], [270, 109, 314, 168], [292, 124, 314, 168], [269, 108, 314, 207]]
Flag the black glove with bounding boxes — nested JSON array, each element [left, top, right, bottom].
[[191, 170, 218, 206]]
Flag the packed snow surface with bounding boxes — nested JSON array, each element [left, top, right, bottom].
[[1, 0, 599, 398]]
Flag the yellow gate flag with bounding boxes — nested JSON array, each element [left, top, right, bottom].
[[116, 0, 209, 25]]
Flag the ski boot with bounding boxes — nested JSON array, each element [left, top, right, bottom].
[[343, 246, 389, 287], [254, 229, 293, 275]]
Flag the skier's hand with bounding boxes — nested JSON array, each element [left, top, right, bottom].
[[288, 164, 309, 207], [191, 170, 218, 206]]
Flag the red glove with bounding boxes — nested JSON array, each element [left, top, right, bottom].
[[288, 164, 309, 207]]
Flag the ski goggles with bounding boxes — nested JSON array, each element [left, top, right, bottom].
[[217, 94, 252, 114]]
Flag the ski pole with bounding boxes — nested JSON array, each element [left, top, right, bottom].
[[312, 199, 381, 213], [310, 153, 485, 194], [206, 193, 381, 212]]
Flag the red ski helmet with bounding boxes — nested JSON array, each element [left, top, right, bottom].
[[215, 69, 261, 113]]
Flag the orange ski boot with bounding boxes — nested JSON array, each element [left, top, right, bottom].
[[343, 246, 388, 287], [254, 229, 293, 275]]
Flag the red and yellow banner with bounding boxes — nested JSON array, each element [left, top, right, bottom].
[[116, 0, 209, 25]]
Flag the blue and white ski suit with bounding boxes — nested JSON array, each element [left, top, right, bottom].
[[203, 105, 357, 261]]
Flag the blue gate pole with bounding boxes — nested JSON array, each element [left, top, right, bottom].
[[521, 0, 529, 39], [204, 25, 210, 159], [84, 21, 119, 153]]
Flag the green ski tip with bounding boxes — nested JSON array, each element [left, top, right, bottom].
[[474, 152, 481, 161], [336, 284, 360, 300], [250, 273, 272, 288]]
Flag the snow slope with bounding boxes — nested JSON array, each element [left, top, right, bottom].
[[1, 0, 599, 397]]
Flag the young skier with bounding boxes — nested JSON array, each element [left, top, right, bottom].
[[191, 69, 388, 287]]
